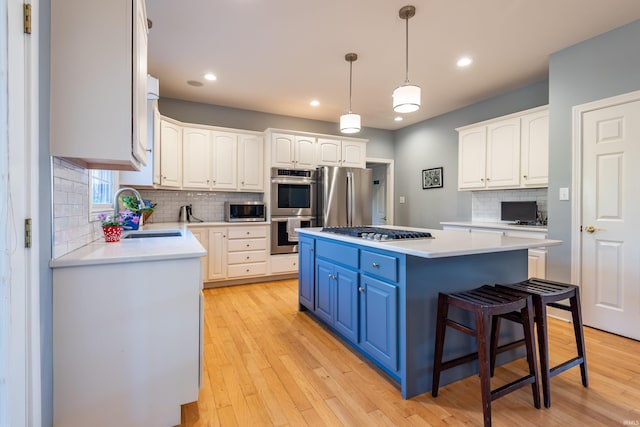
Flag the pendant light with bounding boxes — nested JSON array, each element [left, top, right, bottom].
[[393, 5, 421, 113], [340, 53, 361, 134]]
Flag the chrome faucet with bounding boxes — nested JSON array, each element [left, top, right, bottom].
[[113, 187, 144, 218]]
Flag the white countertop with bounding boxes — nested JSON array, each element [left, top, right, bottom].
[[298, 226, 561, 259], [440, 221, 548, 232], [50, 223, 207, 268]]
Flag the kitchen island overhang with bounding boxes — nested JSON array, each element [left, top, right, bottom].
[[296, 226, 561, 399]]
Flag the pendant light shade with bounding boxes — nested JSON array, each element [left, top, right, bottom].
[[393, 5, 421, 113], [340, 52, 361, 134], [340, 113, 361, 134]]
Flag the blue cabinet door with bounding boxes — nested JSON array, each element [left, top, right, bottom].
[[298, 236, 315, 309], [333, 265, 358, 343], [359, 275, 398, 372], [315, 259, 334, 325]]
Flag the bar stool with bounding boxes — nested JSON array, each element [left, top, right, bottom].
[[432, 285, 540, 427], [492, 278, 589, 408]]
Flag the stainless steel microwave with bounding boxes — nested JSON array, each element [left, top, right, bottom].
[[224, 201, 266, 222]]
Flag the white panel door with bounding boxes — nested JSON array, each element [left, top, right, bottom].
[[271, 133, 295, 168], [316, 138, 341, 166], [208, 228, 228, 281], [294, 136, 316, 169], [342, 140, 366, 168], [238, 134, 264, 191], [581, 98, 640, 340], [371, 165, 387, 225]]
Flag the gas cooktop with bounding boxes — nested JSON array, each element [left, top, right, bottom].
[[321, 226, 433, 241]]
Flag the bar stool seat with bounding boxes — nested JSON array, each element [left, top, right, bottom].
[[432, 285, 540, 427], [492, 278, 589, 408]]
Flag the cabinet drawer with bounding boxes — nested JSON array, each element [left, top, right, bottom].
[[228, 250, 267, 265], [316, 240, 358, 268], [227, 238, 267, 252], [228, 226, 268, 239], [271, 254, 298, 274], [227, 262, 267, 278], [361, 251, 399, 282]]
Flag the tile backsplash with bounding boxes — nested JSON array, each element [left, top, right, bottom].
[[471, 188, 548, 223], [137, 190, 263, 223], [52, 158, 103, 258], [51, 157, 265, 258]]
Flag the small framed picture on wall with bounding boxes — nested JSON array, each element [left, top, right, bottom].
[[422, 167, 443, 189]]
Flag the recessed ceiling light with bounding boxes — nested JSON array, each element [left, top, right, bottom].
[[310, 100, 320, 107], [187, 80, 203, 87], [394, 116, 403, 122], [457, 57, 472, 67], [204, 73, 217, 81]]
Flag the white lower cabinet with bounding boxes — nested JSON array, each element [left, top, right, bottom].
[[442, 224, 547, 279], [270, 253, 299, 274], [191, 224, 269, 283]]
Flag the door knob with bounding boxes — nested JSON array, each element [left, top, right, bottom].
[[585, 225, 596, 233]]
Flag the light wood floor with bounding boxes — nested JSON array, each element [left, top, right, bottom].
[[180, 279, 640, 426]]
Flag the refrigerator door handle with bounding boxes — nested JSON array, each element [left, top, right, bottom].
[[346, 171, 354, 226]]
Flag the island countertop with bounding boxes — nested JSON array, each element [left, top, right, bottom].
[[49, 223, 206, 268], [297, 225, 561, 259]]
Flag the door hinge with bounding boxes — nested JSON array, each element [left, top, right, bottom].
[[24, 4, 31, 34], [25, 218, 32, 248]]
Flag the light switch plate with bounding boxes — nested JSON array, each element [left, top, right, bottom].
[[559, 187, 569, 201], [399, 196, 406, 204]]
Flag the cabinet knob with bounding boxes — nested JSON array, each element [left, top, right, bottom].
[[523, 175, 528, 179], [309, 248, 314, 252], [371, 262, 380, 268], [480, 178, 484, 182], [246, 269, 250, 272], [358, 287, 365, 293], [246, 244, 250, 247], [293, 262, 297, 266], [486, 177, 490, 181], [246, 256, 250, 260], [246, 231, 250, 235]]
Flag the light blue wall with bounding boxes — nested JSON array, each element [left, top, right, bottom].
[[547, 19, 640, 282], [393, 81, 549, 229], [158, 98, 395, 160]]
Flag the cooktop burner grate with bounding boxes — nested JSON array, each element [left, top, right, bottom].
[[321, 226, 433, 241]]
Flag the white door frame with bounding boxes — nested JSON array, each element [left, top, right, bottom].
[[570, 89, 640, 286], [366, 157, 394, 225], [2, 0, 42, 425]]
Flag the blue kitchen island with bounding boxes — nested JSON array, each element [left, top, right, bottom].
[[297, 226, 561, 399]]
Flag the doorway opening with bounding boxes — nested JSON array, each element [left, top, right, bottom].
[[366, 158, 394, 226]]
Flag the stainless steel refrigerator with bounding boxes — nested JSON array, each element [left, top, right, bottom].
[[316, 166, 372, 227]]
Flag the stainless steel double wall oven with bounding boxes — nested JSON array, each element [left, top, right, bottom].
[[270, 168, 317, 254]]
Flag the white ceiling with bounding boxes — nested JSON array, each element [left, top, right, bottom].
[[145, 0, 640, 131]]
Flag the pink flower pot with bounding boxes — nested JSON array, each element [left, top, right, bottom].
[[103, 226, 123, 242]]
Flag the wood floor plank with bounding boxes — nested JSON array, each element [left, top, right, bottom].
[[180, 280, 640, 427]]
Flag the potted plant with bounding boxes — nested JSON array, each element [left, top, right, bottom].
[[98, 210, 137, 242], [119, 195, 156, 229]]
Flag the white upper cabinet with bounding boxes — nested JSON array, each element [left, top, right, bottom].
[[182, 127, 212, 189], [458, 127, 488, 189], [485, 117, 521, 188], [271, 133, 316, 169], [520, 109, 549, 187], [182, 129, 238, 190], [457, 106, 548, 191], [316, 138, 367, 168], [238, 134, 265, 191], [51, 0, 148, 170], [159, 119, 182, 188], [210, 132, 238, 190]]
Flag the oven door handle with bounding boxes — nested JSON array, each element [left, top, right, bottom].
[[270, 178, 316, 185], [271, 216, 315, 222]]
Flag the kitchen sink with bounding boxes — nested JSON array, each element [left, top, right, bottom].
[[122, 229, 182, 239]]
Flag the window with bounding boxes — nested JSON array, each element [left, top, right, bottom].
[[89, 169, 117, 220]]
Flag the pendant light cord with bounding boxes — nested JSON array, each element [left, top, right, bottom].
[[348, 59, 353, 113], [404, 14, 410, 84]]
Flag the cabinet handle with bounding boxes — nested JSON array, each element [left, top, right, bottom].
[[358, 287, 365, 293], [371, 262, 380, 268]]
